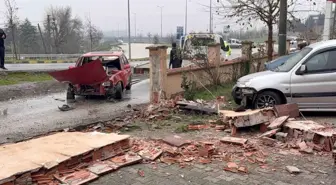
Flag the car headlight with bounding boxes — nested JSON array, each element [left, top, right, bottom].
[[102, 81, 111, 86]]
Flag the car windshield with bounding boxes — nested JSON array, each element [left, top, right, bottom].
[[275, 47, 312, 72]]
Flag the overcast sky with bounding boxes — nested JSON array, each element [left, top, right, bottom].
[[0, 0, 326, 36]]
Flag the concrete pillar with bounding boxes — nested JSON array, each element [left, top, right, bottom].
[[241, 41, 253, 60], [323, 0, 333, 40], [264, 40, 275, 55], [146, 45, 168, 103], [207, 43, 221, 66], [286, 39, 291, 54]]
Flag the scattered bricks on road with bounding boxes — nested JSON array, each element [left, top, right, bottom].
[[54, 169, 98, 185], [138, 148, 163, 161], [286, 166, 301, 174], [259, 128, 280, 138], [87, 161, 116, 175], [188, 124, 210, 131], [109, 153, 142, 169], [275, 132, 288, 143], [162, 135, 190, 147], [220, 136, 247, 146], [260, 137, 277, 147], [274, 103, 299, 118], [268, 116, 289, 130]]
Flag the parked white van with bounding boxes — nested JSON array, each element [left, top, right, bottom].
[[232, 40, 336, 111]]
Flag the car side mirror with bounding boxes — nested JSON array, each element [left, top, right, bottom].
[[297, 64, 307, 75]]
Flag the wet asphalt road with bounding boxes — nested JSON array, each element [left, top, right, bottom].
[[0, 79, 150, 144]]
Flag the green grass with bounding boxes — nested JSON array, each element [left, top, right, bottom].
[[193, 83, 235, 102], [0, 72, 52, 86]]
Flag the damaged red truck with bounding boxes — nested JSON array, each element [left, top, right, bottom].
[[49, 51, 132, 100]]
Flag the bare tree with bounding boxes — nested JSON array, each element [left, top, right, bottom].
[[46, 6, 83, 54], [217, 0, 315, 61], [4, 0, 18, 59], [85, 15, 103, 51], [147, 32, 152, 43]]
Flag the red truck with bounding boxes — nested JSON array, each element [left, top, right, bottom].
[[49, 51, 132, 100]]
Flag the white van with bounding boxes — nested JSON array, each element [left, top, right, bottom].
[[182, 33, 227, 58]]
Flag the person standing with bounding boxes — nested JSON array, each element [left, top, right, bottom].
[[169, 42, 182, 69], [0, 29, 7, 70]]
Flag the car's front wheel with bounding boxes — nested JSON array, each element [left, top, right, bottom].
[[254, 91, 282, 109]]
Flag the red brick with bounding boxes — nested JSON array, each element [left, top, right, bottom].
[[221, 136, 247, 145], [260, 123, 268, 133], [268, 116, 289, 129], [231, 126, 237, 136], [274, 103, 299, 118]]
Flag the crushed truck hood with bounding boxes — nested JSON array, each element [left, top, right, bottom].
[[49, 60, 108, 85]]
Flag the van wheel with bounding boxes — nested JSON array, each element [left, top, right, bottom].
[[254, 91, 281, 109], [115, 82, 123, 100]]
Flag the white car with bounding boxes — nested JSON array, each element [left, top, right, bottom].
[[232, 39, 336, 111]]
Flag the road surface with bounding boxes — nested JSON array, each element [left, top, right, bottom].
[[0, 79, 150, 144]]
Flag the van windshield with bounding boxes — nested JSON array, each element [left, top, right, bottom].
[[275, 47, 312, 72]]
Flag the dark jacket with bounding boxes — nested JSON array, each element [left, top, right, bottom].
[[169, 48, 182, 69], [0, 29, 6, 48]]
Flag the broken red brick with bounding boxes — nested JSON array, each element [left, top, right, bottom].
[[274, 103, 299, 118], [215, 125, 226, 131], [231, 126, 237, 136], [162, 135, 190, 147], [188, 124, 210, 130], [199, 158, 212, 164], [268, 116, 289, 130], [198, 147, 209, 157], [221, 137, 247, 146], [87, 161, 116, 175], [109, 153, 142, 168], [260, 137, 277, 147], [238, 166, 248, 173], [138, 170, 145, 177], [260, 123, 268, 133], [54, 169, 98, 185], [224, 162, 238, 173], [138, 148, 163, 161]]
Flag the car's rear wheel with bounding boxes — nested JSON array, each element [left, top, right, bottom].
[[126, 76, 132, 90], [66, 86, 75, 100], [115, 82, 123, 100], [254, 91, 282, 109]]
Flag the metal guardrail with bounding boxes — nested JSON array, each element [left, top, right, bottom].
[[5, 54, 82, 60]]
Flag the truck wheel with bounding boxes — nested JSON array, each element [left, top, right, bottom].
[[66, 86, 75, 100], [254, 91, 281, 109], [115, 82, 123, 100]]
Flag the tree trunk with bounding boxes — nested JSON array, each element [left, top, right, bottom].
[[267, 23, 273, 61]]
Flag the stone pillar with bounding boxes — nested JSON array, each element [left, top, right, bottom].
[[264, 40, 275, 55], [286, 39, 291, 54], [207, 43, 221, 66], [241, 41, 253, 61], [146, 45, 168, 103]]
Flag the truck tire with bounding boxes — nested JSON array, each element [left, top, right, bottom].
[[115, 82, 123, 100]]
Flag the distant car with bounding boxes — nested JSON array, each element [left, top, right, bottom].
[[228, 38, 242, 48], [49, 51, 132, 100], [264, 53, 295, 70]]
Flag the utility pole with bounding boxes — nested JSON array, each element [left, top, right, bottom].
[[158, 6, 164, 38], [127, 0, 132, 59], [278, 0, 287, 56], [38, 23, 47, 54], [185, 0, 188, 35], [209, 0, 213, 33]]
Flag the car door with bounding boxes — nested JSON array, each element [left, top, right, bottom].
[[121, 55, 131, 85], [290, 48, 336, 109]]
